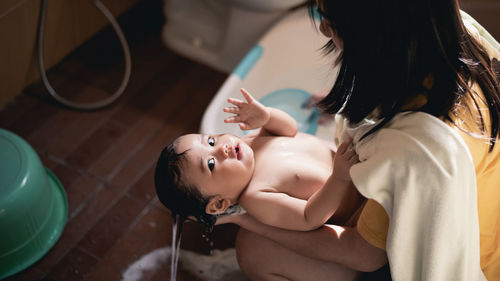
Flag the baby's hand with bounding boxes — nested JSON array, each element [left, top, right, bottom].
[[332, 139, 360, 182], [223, 88, 270, 131]]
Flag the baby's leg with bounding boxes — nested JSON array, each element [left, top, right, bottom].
[[236, 228, 361, 281]]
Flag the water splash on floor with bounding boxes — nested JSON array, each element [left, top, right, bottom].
[[120, 246, 247, 281], [121, 247, 170, 281]]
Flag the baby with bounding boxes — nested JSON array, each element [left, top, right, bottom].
[[155, 88, 364, 230]]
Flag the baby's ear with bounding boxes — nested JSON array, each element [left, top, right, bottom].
[[205, 195, 231, 215]]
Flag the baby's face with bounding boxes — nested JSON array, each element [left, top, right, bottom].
[[176, 134, 255, 202]]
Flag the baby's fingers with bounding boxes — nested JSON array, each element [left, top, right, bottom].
[[223, 106, 240, 114], [336, 139, 353, 154], [227, 97, 245, 107], [349, 154, 360, 164], [240, 88, 256, 103], [224, 116, 241, 123], [343, 148, 357, 159]]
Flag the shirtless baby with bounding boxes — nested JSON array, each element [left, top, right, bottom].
[[154, 88, 364, 231]]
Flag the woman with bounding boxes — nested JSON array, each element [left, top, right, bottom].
[[218, 0, 500, 280]]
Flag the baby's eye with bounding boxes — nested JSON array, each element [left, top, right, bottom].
[[208, 158, 215, 172], [208, 136, 215, 146]]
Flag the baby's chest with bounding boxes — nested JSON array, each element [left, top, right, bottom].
[[252, 154, 331, 199]]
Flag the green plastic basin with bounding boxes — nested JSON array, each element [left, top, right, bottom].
[[0, 129, 68, 279]]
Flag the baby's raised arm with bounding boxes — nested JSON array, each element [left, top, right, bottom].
[[223, 88, 297, 137]]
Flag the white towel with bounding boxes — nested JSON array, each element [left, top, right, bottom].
[[335, 112, 486, 281]]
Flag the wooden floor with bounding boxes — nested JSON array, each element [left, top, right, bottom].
[[1, 1, 239, 280]]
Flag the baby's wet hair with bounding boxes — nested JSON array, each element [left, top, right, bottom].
[[154, 138, 217, 227]]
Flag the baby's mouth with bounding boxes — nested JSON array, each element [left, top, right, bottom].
[[235, 145, 241, 160]]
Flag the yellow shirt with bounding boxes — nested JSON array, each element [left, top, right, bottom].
[[357, 86, 500, 280], [357, 12, 500, 280]]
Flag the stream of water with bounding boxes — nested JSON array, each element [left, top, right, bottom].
[[170, 215, 182, 281]]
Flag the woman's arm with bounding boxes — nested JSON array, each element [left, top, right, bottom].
[[240, 180, 358, 231], [218, 213, 388, 272]]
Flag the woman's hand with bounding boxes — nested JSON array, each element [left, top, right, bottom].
[[215, 213, 262, 231], [223, 88, 270, 131], [332, 139, 360, 182]]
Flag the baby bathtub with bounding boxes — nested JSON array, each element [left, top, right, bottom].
[[200, 7, 340, 141]]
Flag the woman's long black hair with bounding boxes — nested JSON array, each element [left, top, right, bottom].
[[308, 0, 500, 150]]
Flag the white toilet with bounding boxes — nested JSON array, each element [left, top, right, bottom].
[[162, 0, 306, 73]]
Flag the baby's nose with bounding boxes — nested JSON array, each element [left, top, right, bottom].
[[218, 144, 229, 159]]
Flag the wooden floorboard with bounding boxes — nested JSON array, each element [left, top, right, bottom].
[[0, 0, 238, 280]]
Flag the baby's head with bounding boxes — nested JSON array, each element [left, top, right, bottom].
[[155, 133, 255, 226]]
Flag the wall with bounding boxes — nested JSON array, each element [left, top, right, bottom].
[[0, 0, 498, 109], [460, 0, 500, 41], [0, 0, 140, 108]]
